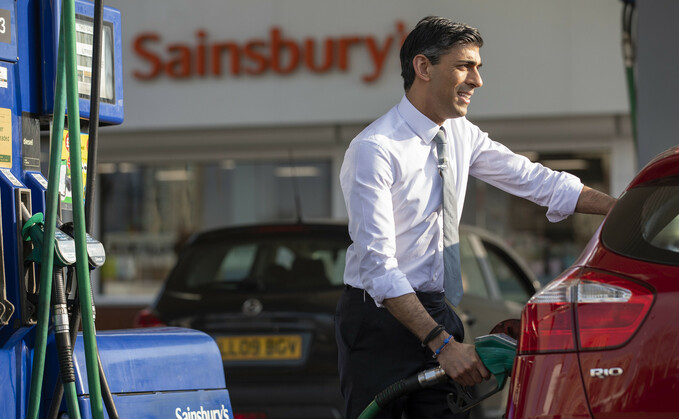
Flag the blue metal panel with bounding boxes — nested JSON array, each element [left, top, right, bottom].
[[0, 343, 17, 418], [0, 61, 29, 333], [77, 389, 233, 419], [71, 328, 228, 395], [40, 0, 124, 124], [16, 0, 41, 114], [0, 328, 35, 419], [0, 0, 17, 63]]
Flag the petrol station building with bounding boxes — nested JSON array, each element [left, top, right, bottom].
[[92, 0, 636, 319]]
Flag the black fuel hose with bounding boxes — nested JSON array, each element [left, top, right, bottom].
[[358, 367, 448, 419], [52, 269, 75, 385], [48, 270, 118, 419]]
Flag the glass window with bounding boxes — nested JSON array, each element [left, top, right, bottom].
[[216, 244, 257, 282], [602, 176, 679, 266], [98, 159, 333, 298], [171, 236, 347, 293], [484, 241, 532, 303], [460, 234, 488, 298]]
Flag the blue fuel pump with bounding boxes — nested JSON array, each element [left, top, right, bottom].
[[0, 1, 234, 418]]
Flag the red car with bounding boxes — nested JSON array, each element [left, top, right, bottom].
[[506, 146, 679, 418]]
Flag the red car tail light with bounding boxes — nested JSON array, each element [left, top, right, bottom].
[[519, 268, 655, 354], [576, 271, 654, 349], [520, 272, 579, 353], [132, 308, 167, 328]]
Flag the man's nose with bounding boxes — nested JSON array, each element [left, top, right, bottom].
[[468, 68, 483, 88]]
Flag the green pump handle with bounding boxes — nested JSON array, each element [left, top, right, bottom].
[[22, 212, 77, 267], [447, 333, 517, 415]]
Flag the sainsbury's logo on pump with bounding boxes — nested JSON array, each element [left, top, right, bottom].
[[175, 404, 230, 419], [132, 21, 409, 83]]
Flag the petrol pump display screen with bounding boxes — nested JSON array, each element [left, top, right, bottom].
[[40, 0, 123, 125], [75, 14, 115, 104]]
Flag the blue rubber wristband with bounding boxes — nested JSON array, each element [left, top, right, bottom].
[[433, 335, 454, 359]]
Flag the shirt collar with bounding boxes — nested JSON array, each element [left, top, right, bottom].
[[396, 95, 442, 145]]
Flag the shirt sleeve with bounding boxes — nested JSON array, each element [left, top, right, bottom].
[[468, 128, 584, 222], [340, 138, 414, 305]]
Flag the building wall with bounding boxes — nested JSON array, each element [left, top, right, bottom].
[[104, 0, 627, 130]]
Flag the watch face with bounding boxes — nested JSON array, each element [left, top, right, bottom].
[[75, 14, 115, 104]]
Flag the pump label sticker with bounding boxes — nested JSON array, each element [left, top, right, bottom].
[[0, 107, 11, 167], [0, 169, 22, 187], [0, 66, 6, 88], [31, 172, 48, 189]]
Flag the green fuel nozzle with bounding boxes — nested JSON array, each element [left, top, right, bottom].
[[22, 212, 77, 267], [447, 333, 517, 415]]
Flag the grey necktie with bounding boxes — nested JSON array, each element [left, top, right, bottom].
[[433, 128, 463, 306]]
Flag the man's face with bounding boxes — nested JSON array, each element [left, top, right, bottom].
[[426, 44, 483, 122]]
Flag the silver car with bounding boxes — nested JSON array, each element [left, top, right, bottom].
[[456, 225, 540, 418]]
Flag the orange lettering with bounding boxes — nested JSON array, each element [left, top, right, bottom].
[[363, 35, 393, 83], [304, 38, 334, 73], [243, 40, 269, 75], [338, 36, 361, 71], [271, 27, 300, 74], [131, 21, 409, 82], [165, 44, 191, 78], [212, 42, 241, 76], [133, 33, 162, 80], [196, 30, 207, 76]]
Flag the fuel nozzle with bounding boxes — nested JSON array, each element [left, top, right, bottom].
[[447, 333, 517, 415], [21, 211, 77, 267], [59, 222, 106, 268]]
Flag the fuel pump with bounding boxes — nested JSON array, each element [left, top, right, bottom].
[[0, 1, 234, 418]]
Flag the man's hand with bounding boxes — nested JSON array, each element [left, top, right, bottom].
[[429, 335, 490, 387], [383, 293, 490, 386]]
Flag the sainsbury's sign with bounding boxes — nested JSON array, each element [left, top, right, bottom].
[[132, 21, 408, 83]]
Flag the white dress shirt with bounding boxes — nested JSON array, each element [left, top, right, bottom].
[[340, 95, 583, 305]]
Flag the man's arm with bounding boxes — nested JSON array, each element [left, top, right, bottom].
[[575, 186, 617, 215], [383, 294, 489, 387]]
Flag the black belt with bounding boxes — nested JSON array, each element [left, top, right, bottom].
[[344, 284, 446, 306]]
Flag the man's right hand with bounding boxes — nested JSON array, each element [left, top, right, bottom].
[[382, 294, 490, 386], [431, 336, 490, 387]]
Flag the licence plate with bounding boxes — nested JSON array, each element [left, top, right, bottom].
[[217, 335, 303, 361]]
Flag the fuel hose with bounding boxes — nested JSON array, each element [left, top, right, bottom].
[[61, 0, 104, 416], [357, 367, 448, 419], [52, 268, 81, 419], [25, 9, 81, 419], [66, 0, 120, 414]]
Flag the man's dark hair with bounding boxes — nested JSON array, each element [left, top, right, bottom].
[[400, 16, 483, 91]]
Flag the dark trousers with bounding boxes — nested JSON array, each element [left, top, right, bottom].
[[335, 286, 467, 419]]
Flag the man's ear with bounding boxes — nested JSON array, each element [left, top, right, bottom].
[[412, 54, 431, 82]]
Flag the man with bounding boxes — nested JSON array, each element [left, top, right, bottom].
[[336, 16, 616, 419]]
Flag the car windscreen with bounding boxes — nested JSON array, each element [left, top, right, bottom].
[[168, 235, 348, 292], [602, 175, 679, 266]]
